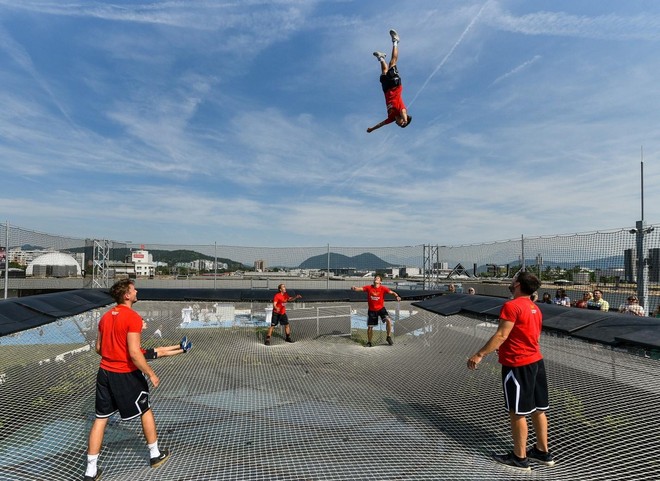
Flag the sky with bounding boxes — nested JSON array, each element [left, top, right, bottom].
[[1, 0, 660, 248]]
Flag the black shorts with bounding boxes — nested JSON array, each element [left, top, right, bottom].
[[367, 308, 390, 326], [380, 65, 401, 92], [271, 312, 289, 326], [95, 368, 151, 420], [501, 359, 549, 415]]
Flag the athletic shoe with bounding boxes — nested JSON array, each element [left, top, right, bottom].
[[491, 452, 530, 471], [389, 29, 399, 43], [150, 448, 170, 468], [373, 51, 386, 60], [285, 336, 294, 343], [527, 446, 555, 466], [179, 336, 188, 350], [182, 341, 192, 352], [366, 342, 372, 347], [83, 470, 102, 481], [386, 336, 394, 345], [264, 337, 271, 346]]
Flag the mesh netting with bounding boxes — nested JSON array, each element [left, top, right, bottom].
[[2, 300, 659, 480]]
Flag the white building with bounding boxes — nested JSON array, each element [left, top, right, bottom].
[[131, 249, 156, 277]]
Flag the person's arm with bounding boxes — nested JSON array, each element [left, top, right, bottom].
[[95, 329, 103, 356], [351, 286, 365, 291], [467, 319, 514, 370], [367, 118, 393, 133], [388, 289, 401, 302], [127, 332, 160, 387]]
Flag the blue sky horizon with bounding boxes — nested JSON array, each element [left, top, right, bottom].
[[1, 1, 659, 247]]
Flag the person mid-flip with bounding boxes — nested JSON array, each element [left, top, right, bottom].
[[367, 29, 412, 133]]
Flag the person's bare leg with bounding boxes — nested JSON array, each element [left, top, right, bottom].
[[531, 410, 549, 452], [509, 412, 528, 458], [141, 409, 158, 445], [389, 43, 398, 69], [87, 417, 109, 455]]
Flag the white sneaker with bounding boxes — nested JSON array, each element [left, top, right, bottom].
[[389, 29, 399, 43], [373, 51, 386, 60]]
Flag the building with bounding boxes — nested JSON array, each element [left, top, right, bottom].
[[254, 259, 267, 272], [131, 249, 155, 277], [26, 252, 82, 277]]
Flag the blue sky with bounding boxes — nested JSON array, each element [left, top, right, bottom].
[[1, 0, 660, 247]]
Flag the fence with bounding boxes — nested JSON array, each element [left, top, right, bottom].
[[2, 222, 660, 312]]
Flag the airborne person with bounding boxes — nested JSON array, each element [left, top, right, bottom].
[[367, 29, 412, 133]]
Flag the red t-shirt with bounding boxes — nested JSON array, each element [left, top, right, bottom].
[[98, 305, 143, 373], [497, 296, 543, 367], [384, 85, 406, 123], [273, 292, 292, 314], [362, 285, 392, 311]]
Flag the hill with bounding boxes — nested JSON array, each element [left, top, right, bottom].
[[299, 252, 396, 270]]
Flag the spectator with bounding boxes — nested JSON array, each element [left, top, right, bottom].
[[573, 291, 593, 309], [468, 287, 476, 295], [586, 289, 610, 311], [448, 284, 456, 293], [618, 296, 645, 316], [553, 289, 570, 307], [540, 293, 552, 304]]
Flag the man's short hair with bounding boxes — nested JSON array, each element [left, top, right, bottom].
[[110, 278, 135, 304], [516, 271, 541, 295]]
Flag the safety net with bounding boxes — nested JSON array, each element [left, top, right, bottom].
[[1, 300, 659, 480]]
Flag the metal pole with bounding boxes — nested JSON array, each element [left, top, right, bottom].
[[326, 243, 330, 290], [4, 221, 8, 299], [214, 242, 217, 290], [521, 234, 525, 272]]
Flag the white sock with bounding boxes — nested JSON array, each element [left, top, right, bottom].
[[85, 454, 99, 477], [148, 441, 160, 458], [393, 40, 398, 47]]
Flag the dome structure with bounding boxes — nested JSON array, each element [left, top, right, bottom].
[[26, 252, 82, 277]]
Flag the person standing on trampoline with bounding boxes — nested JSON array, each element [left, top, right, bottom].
[[265, 284, 302, 346], [84, 279, 170, 481], [352, 275, 401, 347], [467, 271, 555, 471], [367, 29, 412, 133]]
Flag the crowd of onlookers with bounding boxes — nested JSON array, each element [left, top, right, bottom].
[[533, 288, 660, 318], [456, 284, 660, 318]]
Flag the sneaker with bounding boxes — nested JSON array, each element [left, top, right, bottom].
[[285, 336, 294, 343], [179, 336, 188, 350], [389, 29, 399, 43], [386, 336, 394, 346], [182, 340, 192, 352], [264, 337, 271, 346], [491, 452, 531, 471], [83, 470, 102, 481], [373, 51, 386, 60], [366, 342, 372, 347], [150, 448, 170, 468], [527, 446, 555, 466]]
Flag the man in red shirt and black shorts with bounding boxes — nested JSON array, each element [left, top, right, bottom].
[[352, 275, 401, 347], [84, 279, 170, 480], [265, 283, 302, 346], [367, 29, 412, 133], [467, 271, 555, 471]]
